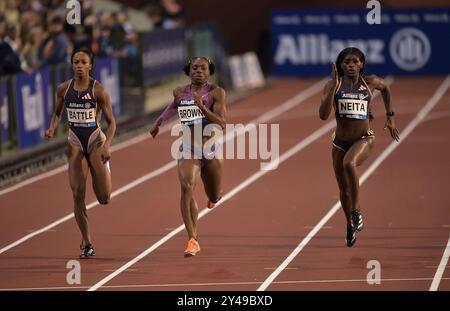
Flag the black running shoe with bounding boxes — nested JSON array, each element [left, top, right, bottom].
[[80, 244, 95, 258], [346, 224, 357, 247], [352, 210, 364, 232]]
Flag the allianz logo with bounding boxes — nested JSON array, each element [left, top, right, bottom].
[[389, 27, 431, 71], [180, 99, 195, 106], [274, 34, 385, 65]]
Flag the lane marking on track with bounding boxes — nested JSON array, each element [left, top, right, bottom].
[[88, 76, 395, 291], [0, 121, 178, 197], [2, 277, 449, 291], [424, 110, 450, 122], [430, 236, 450, 291], [257, 75, 450, 291], [0, 80, 323, 197], [0, 79, 327, 255], [88, 120, 337, 291]]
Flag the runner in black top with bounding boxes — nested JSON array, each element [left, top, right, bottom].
[[45, 49, 116, 258], [319, 47, 400, 247]]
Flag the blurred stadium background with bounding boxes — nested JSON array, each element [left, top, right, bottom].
[[0, 0, 449, 188]]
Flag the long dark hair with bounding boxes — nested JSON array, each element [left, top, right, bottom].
[[335, 47, 366, 77]]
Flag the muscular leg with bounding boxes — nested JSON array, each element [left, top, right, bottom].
[[342, 137, 374, 215], [189, 195, 199, 239], [332, 147, 353, 225], [201, 158, 223, 204], [68, 143, 90, 246], [178, 158, 201, 239], [89, 142, 112, 205]]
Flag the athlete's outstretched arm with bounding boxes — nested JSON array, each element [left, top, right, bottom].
[[95, 83, 117, 162], [319, 62, 339, 120], [371, 76, 400, 141], [45, 82, 67, 139], [194, 87, 226, 129]]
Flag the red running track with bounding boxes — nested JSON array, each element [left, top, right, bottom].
[[0, 77, 449, 291]]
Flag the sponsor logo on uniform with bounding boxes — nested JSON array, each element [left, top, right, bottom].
[[359, 94, 369, 100], [179, 99, 195, 106], [341, 92, 359, 99]]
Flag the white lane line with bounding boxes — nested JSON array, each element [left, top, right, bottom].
[[0, 79, 325, 197], [0, 119, 178, 197], [0, 79, 327, 255], [257, 75, 450, 291], [423, 110, 450, 122], [88, 120, 336, 291], [2, 277, 448, 291], [430, 236, 450, 291], [0, 161, 175, 255]]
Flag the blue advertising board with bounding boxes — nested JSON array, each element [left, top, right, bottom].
[[93, 57, 122, 117], [142, 28, 187, 84], [1, 79, 8, 144], [271, 8, 450, 76], [14, 69, 53, 149]]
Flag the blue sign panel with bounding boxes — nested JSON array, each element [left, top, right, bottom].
[[142, 28, 187, 84], [1, 79, 8, 144], [93, 57, 122, 117], [271, 8, 450, 76], [14, 69, 53, 149]]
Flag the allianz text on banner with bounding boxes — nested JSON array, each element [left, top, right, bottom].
[[271, 8, 450, 76]]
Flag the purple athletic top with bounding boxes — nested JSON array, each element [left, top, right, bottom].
[[156, 83, 216, 126]]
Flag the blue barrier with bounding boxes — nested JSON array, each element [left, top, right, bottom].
[[14, 69, 53, 149], [271, 8, 450, 76], [142, 28, 187, 84], [1, 79, 8, 144], [93, 57, 122, 117]]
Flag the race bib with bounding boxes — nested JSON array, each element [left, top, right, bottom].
[[337, 99, 369, 119], [67, 108, 96, 124], [178, 105, 205, 125]]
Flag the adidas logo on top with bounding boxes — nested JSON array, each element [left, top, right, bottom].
[[81, 93, 92, 100], [358, 85, 367, 91]]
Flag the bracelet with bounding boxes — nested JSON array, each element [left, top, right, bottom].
[[386, 111, 395, 117]]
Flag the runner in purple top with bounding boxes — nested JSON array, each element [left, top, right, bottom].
[[150, 57, 226, 257]]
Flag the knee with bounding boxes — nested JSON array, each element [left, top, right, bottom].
[[180, 181, 195, 195], [343, 159, 356, 171]]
